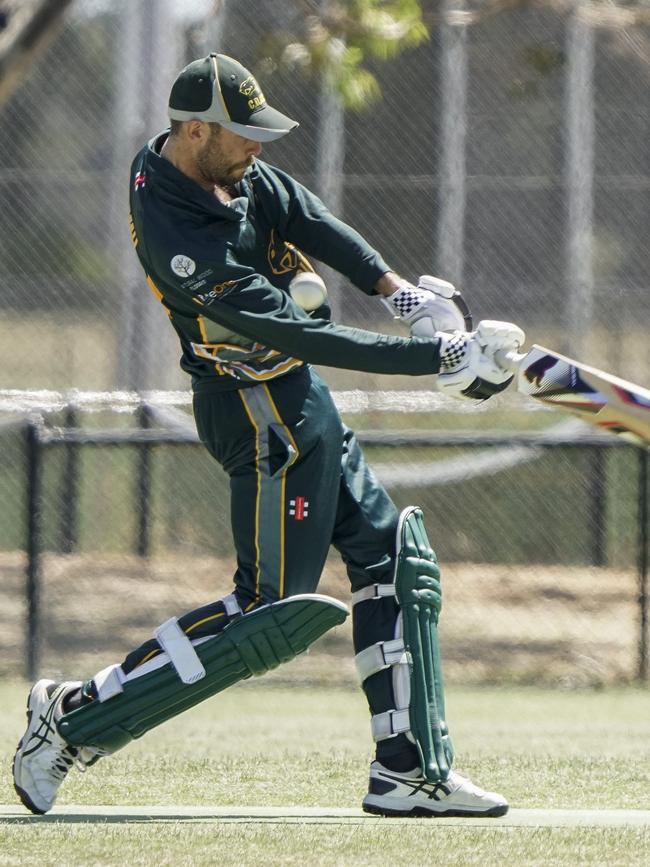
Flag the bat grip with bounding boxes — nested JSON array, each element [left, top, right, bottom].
[[494, 349, 525, 373]]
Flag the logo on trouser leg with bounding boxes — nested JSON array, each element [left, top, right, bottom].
[[289, 497, 309, 520]]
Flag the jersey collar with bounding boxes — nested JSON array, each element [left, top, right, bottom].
[[144, 131, 251, 221]]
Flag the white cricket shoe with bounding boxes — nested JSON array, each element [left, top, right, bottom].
[[13, 679, 98, 814], [362, 761, 509, 817]]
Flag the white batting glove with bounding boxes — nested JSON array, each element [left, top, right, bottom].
[[437, 320, 525, 401], [383, 275, 472, 336]]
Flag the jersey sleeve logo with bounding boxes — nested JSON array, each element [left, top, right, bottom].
[[267, 228, 313, 276], [170, 255, 196, 278]]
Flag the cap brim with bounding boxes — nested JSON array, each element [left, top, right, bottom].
[[222, 105, 299, 142]]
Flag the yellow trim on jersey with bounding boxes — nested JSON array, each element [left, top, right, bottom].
[[230, 357, 303, 382], [238, 390, 262, 600], [192, 339, 261, 360], [145, 276, 172, 318], [128, 212, 138, 248], [191, 340, 282, 363], [197, 315, 209, 343], [190, 340, 304, 382], [146, 276, 163, 301]]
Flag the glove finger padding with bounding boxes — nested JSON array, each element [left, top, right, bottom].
[[437, 320, 525, 401], [383, 275, 472, 337]]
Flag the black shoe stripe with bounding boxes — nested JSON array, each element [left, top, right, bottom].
[[22, 712, 57, 757], [375, 769, 451, 800], [21, 687, 61, 757]]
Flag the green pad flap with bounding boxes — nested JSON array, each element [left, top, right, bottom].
[[395, 507, 454, 782], [57, 594, 348, 753]]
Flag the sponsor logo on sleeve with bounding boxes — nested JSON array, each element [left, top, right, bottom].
[[170, 254, 196, 278], [192, 280, 237, 306]]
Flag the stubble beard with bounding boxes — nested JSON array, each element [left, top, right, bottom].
[[197, 135, 252, 188]]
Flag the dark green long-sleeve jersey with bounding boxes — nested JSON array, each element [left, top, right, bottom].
[[128, 131, 443, 391]]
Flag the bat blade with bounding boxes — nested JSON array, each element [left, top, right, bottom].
[[504, 344, 650, 447]]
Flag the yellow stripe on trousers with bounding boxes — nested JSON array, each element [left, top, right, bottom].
[[238, 385, 299, 600]]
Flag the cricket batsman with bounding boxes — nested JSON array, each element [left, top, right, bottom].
[[13, 53, 524, 817]]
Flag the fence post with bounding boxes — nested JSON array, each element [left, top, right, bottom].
[[589, 446, 606, 567], [25, 418, 43, 681], [637, 447, 649, 682], [59, 403, 79, 553], [564, 1, 595, 360], [135, 403, 152, 557]]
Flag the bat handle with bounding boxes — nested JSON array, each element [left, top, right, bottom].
[[494, 348, 525, 373]]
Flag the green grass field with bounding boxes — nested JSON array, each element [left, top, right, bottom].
[[1, 681, 649, 865]]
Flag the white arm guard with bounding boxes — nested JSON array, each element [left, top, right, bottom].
[[383, 275, 472, 336], [437, 320, 526, 401]]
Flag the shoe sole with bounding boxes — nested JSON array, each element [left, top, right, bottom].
[[12, 681, 52, 815], [362, 799, 509, 818]]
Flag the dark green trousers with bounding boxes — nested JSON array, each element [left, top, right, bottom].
[[194, 365, 398, 604], [120, 365, 415, 765]]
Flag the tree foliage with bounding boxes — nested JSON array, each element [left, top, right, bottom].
[[419, 0, 650, 27], [255, 0, 649, 109], [258, 0, 428, 110]]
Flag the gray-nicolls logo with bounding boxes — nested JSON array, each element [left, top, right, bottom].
[[289, 497, 309, 521]]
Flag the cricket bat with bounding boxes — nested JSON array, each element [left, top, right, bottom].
[[497, 344, 650, 447]]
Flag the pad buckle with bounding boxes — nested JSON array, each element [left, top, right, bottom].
[[154, 617, 206, 684]]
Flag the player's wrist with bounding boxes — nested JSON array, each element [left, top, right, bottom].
[[374, 271, 403, 297]]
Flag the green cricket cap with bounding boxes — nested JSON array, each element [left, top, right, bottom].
[[168, 53, 298, 142]]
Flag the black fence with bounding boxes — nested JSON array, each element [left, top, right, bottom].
[[17, 411, 649, 684]]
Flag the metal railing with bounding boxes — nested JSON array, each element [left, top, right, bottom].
[[19, 412, 649, 683]]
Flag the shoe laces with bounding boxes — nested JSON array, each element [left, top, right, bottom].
[[51, 742, 105, 776], [50, 744, 79, 781]]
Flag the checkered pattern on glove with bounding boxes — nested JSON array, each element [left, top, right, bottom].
[[439, 332, 469, 371], [386, 284, 430, 318], [383, 277, 471, 337]]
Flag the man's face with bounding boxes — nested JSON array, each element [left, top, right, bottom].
[[196, 124, 262, 187]]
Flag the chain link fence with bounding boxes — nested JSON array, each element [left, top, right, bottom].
[[0, 0, 648, 684]]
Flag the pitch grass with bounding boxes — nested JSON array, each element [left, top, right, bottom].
[[1, 681, 649, 866]]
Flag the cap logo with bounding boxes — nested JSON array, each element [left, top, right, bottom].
[[239, 75, 266, 111], [239, 76, 258, 97]]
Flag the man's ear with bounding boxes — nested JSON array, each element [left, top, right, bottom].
[[186, 120, 209, 143]]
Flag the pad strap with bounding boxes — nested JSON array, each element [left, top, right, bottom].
[[222, 593, 242, 617], [58, 594, 349, 754], [153, 617, 206, 685], [351, 584, 396, 605], [371, 708, 411, 742], [355, 638, 406, 682], [94, 664, 125, 702]]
